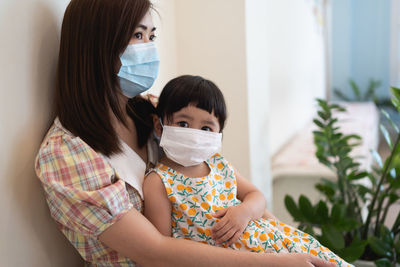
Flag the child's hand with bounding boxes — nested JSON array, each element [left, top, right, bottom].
[[211, 205, 251, 246]]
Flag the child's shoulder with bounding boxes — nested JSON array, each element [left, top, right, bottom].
[[208, 153, 233, 169]]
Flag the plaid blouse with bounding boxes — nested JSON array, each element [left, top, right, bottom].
[[35, 119, 157, 266]]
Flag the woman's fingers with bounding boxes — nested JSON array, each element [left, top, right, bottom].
[[308, 255, 336, 267]]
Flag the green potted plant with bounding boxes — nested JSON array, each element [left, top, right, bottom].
[[284, 87, 400, 267]]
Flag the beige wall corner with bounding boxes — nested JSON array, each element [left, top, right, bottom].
[[174, 0, 251, 178], [0, 1, 82, 266]]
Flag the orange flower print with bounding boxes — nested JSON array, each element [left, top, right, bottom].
[[267, 232, 274, 240], [217, 162, 224, 169], [204, 229, 211, 236], [227, 192, 234, 200], [201, 202, 210, 210], [165, 187, 172, 194], [219, 194, 226, 201], [180, 203, 187, 210], [212, 188, 216, 196], [225, 181, 231, 188], [188, 208, 196, 216], [234, 242, 242, 249], [177, 184, 185, 191], [169, 196, 176, 202], [159, 165, 168, 171], [206, 194, 212, 201], [243, 232, 250, 239], [259, 233, 267, 241]]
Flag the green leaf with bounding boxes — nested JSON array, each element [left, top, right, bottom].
[[379, 225, 394, 246], [313, 119, 325, 128], [381, 108, 399, 133], [349, 79, 361, 100], [337, 239, 367, 262], [368, 236, 393, 258], [375, 258, 392, 267], [298, 195, 314, 223], [333, 89, 351, 101], [321, 225, 345, 250], [371, 149, 384, 168], [380, 124, 393, 149], [284, 195, 303, 222], [391, 87, 400, 113], [315, 200, 329, 224], [331, 204, 346, 224], [348, 171, 369, 181]]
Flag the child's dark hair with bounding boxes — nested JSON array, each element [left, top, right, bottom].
[[126, 96, 156, 148], [157, 75, 227, 131]]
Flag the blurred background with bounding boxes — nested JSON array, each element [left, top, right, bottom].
[[0, 0, 398, 266]]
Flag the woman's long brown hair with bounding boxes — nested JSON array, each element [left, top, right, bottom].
[[55, 0, 151, 156]]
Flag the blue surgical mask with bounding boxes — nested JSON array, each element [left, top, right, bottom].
[[117, 42, 160, 98]]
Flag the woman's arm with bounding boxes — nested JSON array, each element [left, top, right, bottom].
[[99, 208, 335, 267], [211, 168, 266, 245], [143, 172, 172, 236]]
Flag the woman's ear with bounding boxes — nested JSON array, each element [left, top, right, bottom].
[[153, 115, 162, 137]]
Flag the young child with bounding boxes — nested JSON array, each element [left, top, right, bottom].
[[143, 75, 352, 267]]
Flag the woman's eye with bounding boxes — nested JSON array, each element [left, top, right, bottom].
[[149, 34, 157, 41], [134, 32, 143, 40], [201, 126, 212, 132], [177, 121, 188, 127]]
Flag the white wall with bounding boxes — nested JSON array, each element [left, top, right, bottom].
[[0, 0, 82, 266], [245, 0, 272, 207], [266, 0, 326, 156]]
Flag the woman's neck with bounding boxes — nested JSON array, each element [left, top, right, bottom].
[[110, 94, 147, 162], [161, 156, 210, 178]]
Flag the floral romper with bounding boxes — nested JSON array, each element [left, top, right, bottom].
[[152, 153, 352, 267]]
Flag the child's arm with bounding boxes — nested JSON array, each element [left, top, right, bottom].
[[211, 168, 266, 246], [143, 172, 172, 236]]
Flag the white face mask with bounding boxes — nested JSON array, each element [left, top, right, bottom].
[[159, 125, 222, 167]]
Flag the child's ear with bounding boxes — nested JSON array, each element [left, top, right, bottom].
[[153, 115, 163, 137]]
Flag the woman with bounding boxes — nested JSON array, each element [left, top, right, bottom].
[[35, 0, 336, 266]]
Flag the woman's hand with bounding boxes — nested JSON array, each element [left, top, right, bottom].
[[211, 204, 250, 246], [274, 253, 337, 267]]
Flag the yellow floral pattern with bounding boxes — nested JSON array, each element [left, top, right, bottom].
[[153, 154, 352, 267]]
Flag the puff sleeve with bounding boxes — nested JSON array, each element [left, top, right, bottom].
[[35, 131, 133, 238]]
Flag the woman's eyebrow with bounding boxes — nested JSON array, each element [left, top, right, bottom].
[[137, 24, 157, 32]]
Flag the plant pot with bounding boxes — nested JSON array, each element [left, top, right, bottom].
[[353, 259, 400, 267], [353, 260, 375, 267]]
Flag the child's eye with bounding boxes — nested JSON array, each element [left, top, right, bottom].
[[149, 34, 157, 41], [201, 126, 212, 132], [177, 121, 188, 127], [133, 32, 143, 40]]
